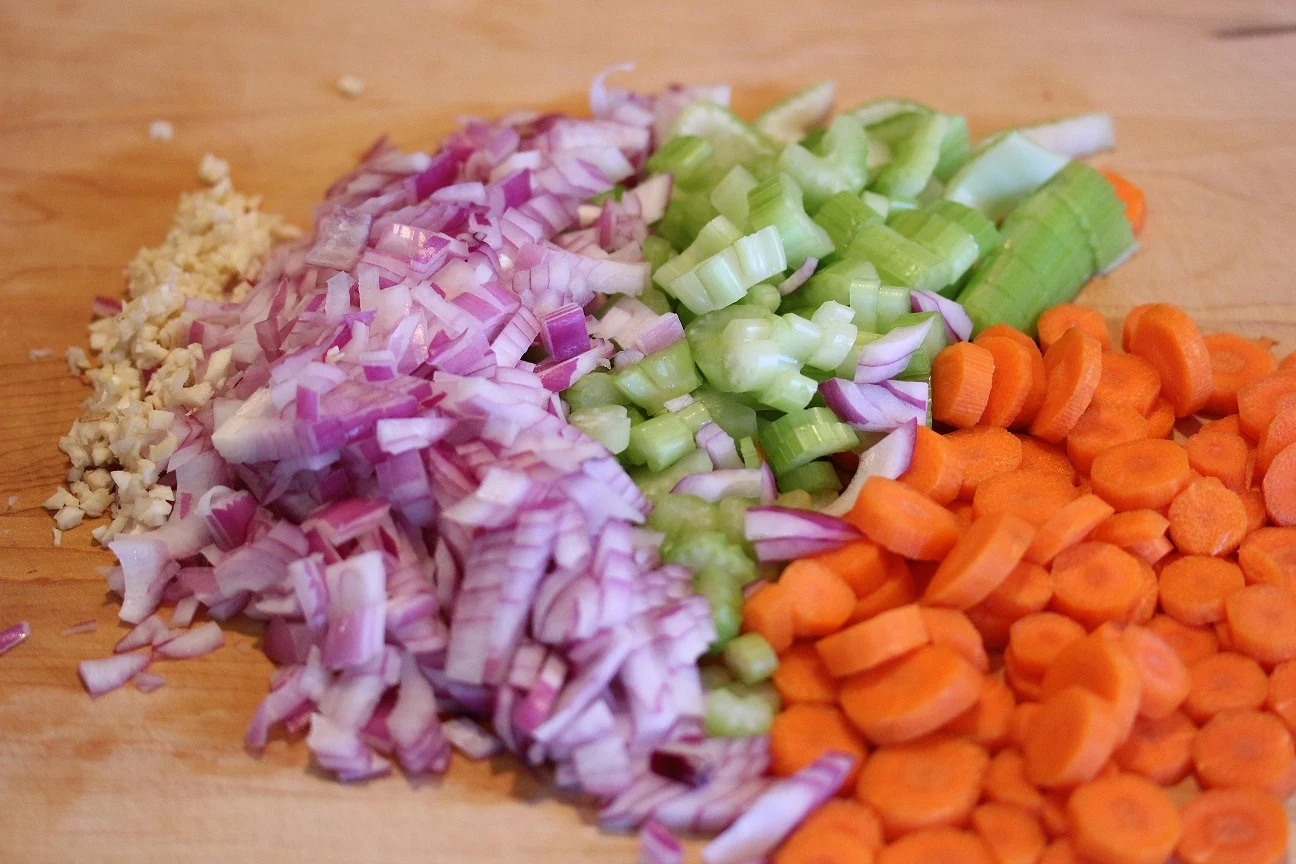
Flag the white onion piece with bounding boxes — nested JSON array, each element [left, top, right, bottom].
[[821, 419, 919, 517]]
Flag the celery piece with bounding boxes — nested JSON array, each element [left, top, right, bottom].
[[835, 330, 880, 378], [771, 313, 821, 362], [850, 224, 951, 293], [872, 114, 949, 200], [723, 633, 779, 685], [613, 339, 702, 413], [716, 496, 756, 547], [730, 681, 781, 715], [876, 285, 912, 332], [657, 191, 721, 250], [704, 685, 774, 736], [755, 81, 836, 144], [745, 282, 782, 312], [632, 447, 714, 500], [686, 304, 774, 391], [646, 135, 715, 189], [806, 303, 858, 371], [569, 405, 632, 454], [926, 200, 1003, 258], [775, 489, 815, 510], [944, 131, 1069, 221], [787, 256, 880, 312], [895, 346, 932, 381], [674, 401, 713, 434], [1047, 162, 1136, 271], [800, 127, 827, 153], [848, 97, 934, 128], [848, 277, 880, 332], [748, 173, 835, 269], [710, 165, 759, 230], [639, 284, 673, 316], [647, 493, 719, 538], [722, 336, 799, 393], [670, 102, 775, 179], [776, 460, 843, 494], [664, 531, 758, 586], [757, 370, 818, 413], [626, 414, 695, 472], [642, 235, 675, 275], [862, 191, 890, 219], [889, 206, 981, 284], [666, 226, 788, 315], [934, 115, 971, 182], [760, 407, 860, 474], [564, 371, 629, 411], [692, 385, 759, 440], [654, 215, 744, 289], [699, 663, 734, 692], [778, 115, 869, 212], [693, 566, 742, 651], [738, 436, 761, 470], [866, 110, 931, 148], [813, 190, 882, 255], [888, 197, 920, 216], [891, 310, 950, 362]]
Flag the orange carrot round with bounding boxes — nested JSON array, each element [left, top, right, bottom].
[[1007, 612, 1087, 681], [976, 324, 1048, 428], [855, 736, 989, 838], [815, 603, 930, 678], [1238, 527, 1296, 593], [1015, 434, 1077, 482], [972, 469, 1079, 527], [1065, 403, 1149, 474], [1041, 632, 1142, 741], [1167, 477, 1249, 557], [920, 607, 989, 673], [1067, 774, 1181, 864], [1146, 615, 1219, 667], [849, 477, 961, 561], [1191, 709, 1296, 798], [1049, 542, 1147, 631], [1183, 431, 1249, 493], [947, 675, 1015, 749], [779, 559, 857, 637], [1031, 327, 1104, 443], [848, 566, 918, 625], [924, 512, 1036, 610], [976, 335, 1038, 428], [1119, 624, 1190, 720], [839, 645, 982, 745], [1158, 555, 1245, 626], [1037, 304, 1112, 353], [772, 642, 839, 705], [876, 827, 995, 864], [1200, 413, 1244, 437], [1256, 403, 1296, 481], [1223, 582, 1296, 667], [1127, 304, 1213, 417], [1177, 787, 1289, 864], [977, 560, 1053, 620], [1024, 685, 1121, 788], [1266, 658, 1296, 735], [1090, 509, 1169, 551], [769, 702, 869, 783], [1100, 169, 1146, 235], [1182, 651, 1267, 723], [971, 802, 1046, 864], [932, 341, 996, 429], [1237, 371, 1296, 440], [1025, 494, 1115, 566], [944, 427, 1024, 499], [1122, 304, 1156, 353], [1090, 351, 1162, 416], [1202, 332, 1277, 416], [810, 539, 894, 599], [1262, 442, 1296, 526], [742, 583, 796, 653], [774, 799, 882, 864], [1143, 396, 1176, 439], [1112, 710, 1196, 786], [982, 747, 1044, 813], [898, 425, 965, 506], [1090, 438, 1190, 512]]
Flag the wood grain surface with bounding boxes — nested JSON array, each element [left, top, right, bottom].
[[2, 1, 1296, 861]]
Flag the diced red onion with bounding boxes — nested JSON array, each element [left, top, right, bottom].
[[853, 317, 934, 384], [115, 614, 175, 653], [777, 257, 818, 296], [639, 820, 683, 864], [696, 422, 742, 470], [154, 621, 226, 659], [133, 672, 166, 693], [910, 289, 973, 342], [442, 717, 503, 760], [169, 596, 200, 629], [744, 506, 862, 562], [61, 619, 98, 637], [819, 377, 928, 432], [822, 419, 919, 517], [79, 651, 151, 697], [305, 207, 373, 270], [627, 175, 673, 225], [0, 621, 30, 656], [539, 304, 592, 362], [672, 469, 765, 502]]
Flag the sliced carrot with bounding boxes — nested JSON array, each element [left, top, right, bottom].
[[1090, 509, 1169, 551], [1121, 304, 1155, 353], [1285, 349, 1296, 371], [1182, 651, 1267, 723], [1167, 477, 1249, 556], [1201, 332, 1276, 416], [1090, 352, 1161, 416], [897, 425, 965, 506], [875, 827, 995, 864], [849, 477, 961, 561], [983, 747, 1044, 813], [966, 606, 1015, 652], [976, 324, 1048, 427], [855, 736, 989, 838], [1125, 558, 1159, 624], [976, 335, 1037, 428], [977, 560, 1053, 621], [944, 426, 1024, 499], [1067, 774, 1181, 864], [1113, 710, 1196, 786], [1223, 582, 1296, 666], [1242, 488, 1268, 534], [1158, 555, 1245, 626], [811, 539, 894, 599], [1031, 327, 1104, 443], [972, 469, 1079, 527], [774, 799, 883, 864], [848, 567, 918, 625], [1146, 615, 1218, 667], [932, 341, 996, 429], [1118, 624, 1190, 720], [1262, 442, 1296, 526], [742, 583, 795, 653], [1237, 371, 1296, 439], [1143, 396, 1175, 439], [1024, 685, 1121, 788], [920, 607, 989, 673], [1007, 612, 1087, 681], [770, 702, 869, 784], [772, 642, 839, 705], [1214, 620, 1236, 653], [947, 675, 1015, 749], [839, 645, 982, 745], [1041, 632, 1142, 741], [1238, 527, 1296, 592], [1065, 404, 1149, 474], [1039, 790, 1071, 841], [1255, 403, 1296, 481], [815, 603, 930, 678], [948, 499, 974, 531], [924, 512, 1036, 610], [1005, 649, 1044, 703], [1015, 435, 1077, 482], [1127, 304, 1213, 417], [1049, 542, 1147, 631], [1183, 431, 1249, 492], [779, 559, 857, 638], [1037, 304, 1112, 354], [1191, 709, 1296, 798], [1090, 438, 1191, 512], [1008, 703, 1041, 751], [1201, 413, 1244, 437], [1100, 169, 1146, 235], [1025, 494, 1115, 566], [1177, 787, 1289, 864], [971, 802, 1046, 864], [1266, 659, 1296, 735]]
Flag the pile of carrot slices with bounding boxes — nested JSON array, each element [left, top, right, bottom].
[[745, 300, 1296, 864]]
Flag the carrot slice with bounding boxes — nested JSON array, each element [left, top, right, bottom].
[[1025, 494, 1115, 566], [1005, 650, 1044, 703], [1262, 442, 1296, 526], [1158, 555, 1245, 626], [972, 469, 1079, 527], [1237, 371, 1296, 440], [1100, 169, 1146, 236], [1167, 477, 1249, 556], [1127, 304, 1213, 417], [815, 603, 930, 678], [1067, 774, 1181, 864], [920, 607, 989, 673], [897, 426, 965, 506], [977, 560, 1053, 620], [1122, 304, 1156, 353], [1090, 438, 1191, 511], [944, 427, 1024, 499], [1177, 787, 1289, 864], [966, 606, 1015, 652], [1182, 651, 1267, 723], [848, 567, 918, 625], [1024, 685, 1121, 788], [1030, 327, 1104, 443], [742, 583, 795, 653], [1146, 615, 1219, 667], [975, 335, 1037, 428], [1118, 624, 1190, 720], [1202, 332, 1277, 416], [839, 645, 982, 745], [849, 477, 961, 561], [1016, 435, 1077, 482], [976, 324, 1048, 427], [924, 512, 1036, 610], [983, 747, 1044, 812], [772, 642, 839, 705], [1238, 527, 1296, 592], [1143, 396, 1175, 439], [1223, 582, 1296, 666], [1007, 612, 1087, 681], [855, 736, 989, 838], [1266, 658, 1296, 735], [1256, 403, 1296, 481], [1242, 488, 1268, 534], [779, 559, 857, 637], [875, 827, 995, 864], [1037, 304, 1112, 353], [1200, 413, 1244, 437], [971, 802, 1046, 864], [947, 675, 1015, 749], [1091, 509, 1169, 551], [1041, 632, 1142, 741], [1049, 542, 1146, 631], [1090, 352, 1162, 416], [1285, 350, 1296, 372], [932, 342, 996, 429], [774, 799, 883, 864], [1113, 710, 1196, 785], [1126, 557, 1160, 624], [770, 702, 869, 785], [811, 539, 894, 599], [1184, 431, 1249, 492], [1065, 404, 1150, 474], [1191, 709, 1296, 798]]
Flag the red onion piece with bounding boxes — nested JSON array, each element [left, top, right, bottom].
[[115, 613, 175, 653], [777, 257, 818, 296], [79, 652, 151, 697], [745, 506, 862, 562], [819, 377, 929, 432], [910, 289, 973, 343], [540, 303, 592, 362], [61, 620, 98, 637], [304, 207, 373, 270], [672, 468, 765, 502], [853, 317, 934, 384], [442, 717, 503, 760], [821, 419, 919, 517], [639, 820, 683, 864], [154, 621, 226, 659], [133, 672, 166, 693], [695, 423, 742, 470], [0, 621, 30, 656]]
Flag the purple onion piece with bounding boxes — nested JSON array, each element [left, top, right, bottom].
[[821, 419, 919, 517]]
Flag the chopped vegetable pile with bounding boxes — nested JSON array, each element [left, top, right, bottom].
[[34, 66, 1296, 864]]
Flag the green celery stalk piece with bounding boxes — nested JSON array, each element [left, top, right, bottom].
[[747, 173, 835, 268], [925, 200, 1003, 258], [646, 136, 715, 189], [849, 223, 952, 293], [656, 191, 721, 250], [944, 131, 1069, 221], [813, 190, 883, 255], [625, 414, 695, 472], [776, 460, 842, 494], [723, 633, 779, 684], [745, 281, 782, 312], [709, 165, 759, 230], [862, 191, 890, 218], [754, 80, 837, 145], [568, 405, 632, 454], [563, 371, 629, 411], [777, 114, 869, 212], [847, 97, 935, 128], [1046, 163, 1137, 271], [642, 235, 675, 276], [871, 114, 949, 199], [891, 310, 950, 360], [692, 385, 760, 440], [654, 215, 744, 289], [704, 684, 774, 735], [632, 447, 714, 500], [647, 493, 719, 538], [760, 407, 859, 474], [888, 207, 981, 284], [669, 102, 775, 179], [875, 286, 912, 332], [786, 256, 881, 312], [738, 436, 761, 469], [934, 115, 971, 182], [686, 304, 775, 391]]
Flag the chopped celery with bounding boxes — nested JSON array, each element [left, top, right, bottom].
[[738, 436, 761, 470], [925, 200, 1003, 257], [699, 663, 734, 691], [755, 81, 836, 144], [654, 216, 744, 289], [656, 191, 721, 250], [847, 97, 934, 128], [776, 460, 843, 494], [664, 531, 758, 586], [806, 302, 858, 370], [569, 405, 632, 454], [756, 370, 818, 413], [716, 496, 756, 547], [778, 114, 869, 212], [626, 414, 695, 472], [876, 286, 912, 331], [776, 489, 815, 510], [693, 566, 742, 650], [862, 191, 890, 219], [872, 113, 949, 199], [632, 447, 713, 500], [647, 493, 719, 538], [642, 235, 675, 275], [709, 165, 759, 229], [1047, 162, 1137, 270], [812, 190, 882, 255], [895, 346, 932, 381], [613, 339, 702, 413], [667, 226, 789, 315], [723, 633, 779, 685], [747, 173, 835, 268], [944, 131, 1069, 221], [787, 256, 881, 312], [669, 102, 775, 179], [638, 284, 674, 315], [692, 385, 760, 439], [850, 224, 951, 293], [889, 206, 981, 284], [799, 127, 827, 152], [891, 310, 950, 361], [704, 685, 775, 736], [674, 401, 713, 433], [564, 371, 629, 411], [745, 281, 782, 312], [760, 407, 859, 474], [730, 681, 781, 715], [934, 115, 971, 182], [646, 135, 715, 188], [686, 304, 774, 391]]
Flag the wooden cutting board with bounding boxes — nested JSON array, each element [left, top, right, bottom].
[[2, 1, 1295, 861]]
